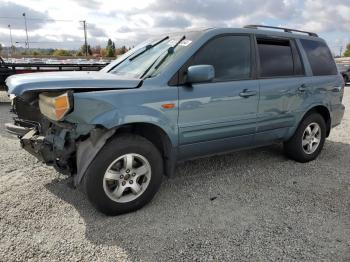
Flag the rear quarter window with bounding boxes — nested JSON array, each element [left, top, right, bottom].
[[300, 39, 337, 76]]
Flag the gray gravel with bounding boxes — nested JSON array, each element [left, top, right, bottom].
[[0, 88, 350, 262], [0, 91, 10, 103]]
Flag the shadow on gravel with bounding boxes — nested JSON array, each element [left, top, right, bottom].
[[46, 140, 350, 261]]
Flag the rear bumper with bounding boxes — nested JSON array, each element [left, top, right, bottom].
[[331, 104, 345, 128]]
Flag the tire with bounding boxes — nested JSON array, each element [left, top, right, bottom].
[[284, 113, 326, 163], [83, 134, 163, 216]]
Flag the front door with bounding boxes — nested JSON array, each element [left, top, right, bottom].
[[177, 34, 259, 160]]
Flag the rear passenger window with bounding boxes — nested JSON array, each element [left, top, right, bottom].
[[257, 38, 295, 77], [192, 35, 251, 81], [300, 39, 337, 76]]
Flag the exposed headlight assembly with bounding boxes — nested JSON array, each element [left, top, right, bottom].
[[39, 91, 73, 121]]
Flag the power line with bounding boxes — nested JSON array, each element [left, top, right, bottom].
[[0, 16, 75, 22], [15, 41, 84, 44]]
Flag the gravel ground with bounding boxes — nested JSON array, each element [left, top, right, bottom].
[[0, 88, 350, 262]]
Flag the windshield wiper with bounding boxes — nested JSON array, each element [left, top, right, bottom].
[[129, 36, 169, 61], [153, 35, 185, 71], [140, 35, 186, 79]]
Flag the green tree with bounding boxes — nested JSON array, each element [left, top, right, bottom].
[[80, 44, 92, 56], [0, 43, 2, 55], [31, 50, 40, 56], [344, 43, 350, 57], [52, 49, 72, 56], [106, 39, 115, 57], [76, 51, 83, 56]]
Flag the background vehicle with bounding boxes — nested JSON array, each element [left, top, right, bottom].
[[5, 25, 345, 215], [337, 63, 350, 84]]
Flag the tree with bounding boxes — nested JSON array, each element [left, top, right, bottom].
[[52, 49, 72, 56], [79, 44, 92, 56], [106, 39, 115, 57], [31, 50, 40, 56], [76, 51, 84, 57], [0, 43, 2, 55], [116, 45, 128, 55], [344, 43, 350, 57]]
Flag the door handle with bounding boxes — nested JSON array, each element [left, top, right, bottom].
[[298, 84, 307, 92], [331, 86, 341, 92], [239, 89, 257, 98]]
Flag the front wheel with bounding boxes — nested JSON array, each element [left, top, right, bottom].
[[83, 134, 163, 216], [284, 113, 326, 163]]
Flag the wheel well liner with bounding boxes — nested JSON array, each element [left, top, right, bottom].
[[305, 106, 331, 137], [114, 123, 177, 177]]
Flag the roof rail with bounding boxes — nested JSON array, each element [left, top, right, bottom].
[[244, 25, 318, 37]]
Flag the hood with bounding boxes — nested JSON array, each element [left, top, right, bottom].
[[6, 71, 142, 96]]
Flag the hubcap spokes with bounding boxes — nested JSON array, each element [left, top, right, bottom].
[[103, 153, 151, 203], [302, 122, 321, 154]]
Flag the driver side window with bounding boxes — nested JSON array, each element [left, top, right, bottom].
[[173, 35, 252, 85]]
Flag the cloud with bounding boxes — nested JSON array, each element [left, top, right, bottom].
[[296, 0, 350, 33], [86, 23, 107, 38], [0, 2, 51, 30], [0, 0, 349, 52], [153, 15, 191, 28], [145, 0, 299, 23], [70, 0, 100, 9]]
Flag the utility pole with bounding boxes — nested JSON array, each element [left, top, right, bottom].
[[81, 20, 88, 57], [8, 24, 13, 56], [22, 13, 29, 51], [340, 46, 343, 57]]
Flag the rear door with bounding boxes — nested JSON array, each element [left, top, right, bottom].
[[177, 34, 259, 160], [255, 36, 306, 144]]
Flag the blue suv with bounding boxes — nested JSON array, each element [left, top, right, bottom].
[[6, 25, 345, 215]]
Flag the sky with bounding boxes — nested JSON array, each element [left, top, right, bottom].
[[0, 0, 349, 55]]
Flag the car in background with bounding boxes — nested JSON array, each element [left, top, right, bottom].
[[337, 63, 350, 84]]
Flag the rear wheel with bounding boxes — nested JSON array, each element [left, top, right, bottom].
[[83, 134, 163, 215], [284, 113, 326, 163]]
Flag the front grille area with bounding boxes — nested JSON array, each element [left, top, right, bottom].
[[13, 97, 43, 123]]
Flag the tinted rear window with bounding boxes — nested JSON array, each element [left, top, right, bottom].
[[257, 38, 294, 77], [300, 39, 337, 76]]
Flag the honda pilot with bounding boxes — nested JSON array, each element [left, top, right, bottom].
[[6, 25, 345, 215]]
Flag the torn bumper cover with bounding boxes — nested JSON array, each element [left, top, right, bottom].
[[5, 121, 116, 186], [11, 127, 76, 174]]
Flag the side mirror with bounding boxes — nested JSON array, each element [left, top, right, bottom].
[[186, 65, 215, 84]]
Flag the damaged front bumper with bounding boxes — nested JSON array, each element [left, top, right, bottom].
[[5, 118, 116, 185], [5, 120, 77, 175]]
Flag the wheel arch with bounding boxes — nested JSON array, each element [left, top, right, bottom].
[[301, 105, 331, 137], [113, 122, 177, 177], [74, 122, 177, 186]]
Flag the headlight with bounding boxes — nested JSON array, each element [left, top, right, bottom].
[[39, 91, 73, 121]]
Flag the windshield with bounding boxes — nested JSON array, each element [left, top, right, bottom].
[[106, 32, 201, 79]]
